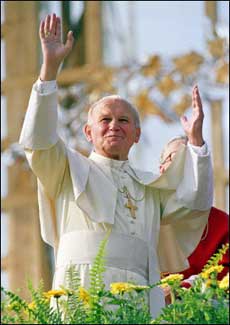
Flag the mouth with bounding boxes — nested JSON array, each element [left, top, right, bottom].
[[106, 135, 123, 139]]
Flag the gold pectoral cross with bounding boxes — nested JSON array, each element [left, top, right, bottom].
[[119, 186, 143, 219], [125, 197, 137, 219]]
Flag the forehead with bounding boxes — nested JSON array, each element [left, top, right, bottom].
[[93, 99, 134, 116]]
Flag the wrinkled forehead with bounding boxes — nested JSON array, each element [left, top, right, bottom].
[[92, 97, 134, 116]]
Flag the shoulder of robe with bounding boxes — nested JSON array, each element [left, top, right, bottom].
[[130, 167, 160, 184]]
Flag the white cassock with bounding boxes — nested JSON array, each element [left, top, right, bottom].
[[19, 79, 213, 319]]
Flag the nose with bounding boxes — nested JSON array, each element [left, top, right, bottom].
[[109, 119, 120, 130]]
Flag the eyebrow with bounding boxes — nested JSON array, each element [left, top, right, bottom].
[[98, 113, 130, 119], [119, 116, 129, 119]]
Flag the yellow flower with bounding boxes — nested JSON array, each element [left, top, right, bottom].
[[110, 282, 149, 295], [28, 301, 36, 310], [24, 301, 37, 315], [43, 289, 67, 299], [201, 265, 224, 279], [160, 273, 184, 286], [78, 287, 90, 304], [218, 273, 229, 290], [205, 279, 212, 288], [110, 282, 135, 295], [159, 282, 169, 289]]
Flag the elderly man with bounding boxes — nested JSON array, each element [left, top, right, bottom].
[[159, 135, 229, 287], [19, 14, 213, 318]]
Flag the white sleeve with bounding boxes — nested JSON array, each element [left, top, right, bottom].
[[188, 141, 208, 155], [36, 78, 58, 95], [19, 82, 59, 150], [19, 82, 67, 198], [176, 142, 213, 210]]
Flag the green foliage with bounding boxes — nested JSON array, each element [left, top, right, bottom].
[[202, 243, 229, 272], [87, 229, 110, 323], [89, 230, 109, 300], [1, 240, 229, 324], [60, 264, 87, 324], [152, 276, 229, 324]]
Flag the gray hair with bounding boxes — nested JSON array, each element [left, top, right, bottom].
[[166, 135, 188, 147], [87, 95, 141, 128], [160, 135, 188, 164]]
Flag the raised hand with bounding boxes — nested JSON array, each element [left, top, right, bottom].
[[39, 13, 74, 81], [180, 85, 204, 146]]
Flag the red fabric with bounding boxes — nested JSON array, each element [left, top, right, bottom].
[[180, 207, 229, 280], [181, 281, 192, 289]]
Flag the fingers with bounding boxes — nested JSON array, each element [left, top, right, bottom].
[[192, 85, 203, 112], [55, 16, 61, 38], [50, 13, 57, 36], [192, 86, 196, 108], [64, 31, 74, 52], [180, 115, 188, 127], [44, 14, 51, 35], [180, 115, 190, 133], [39, 20, 45, 39], [40, 14, 61, 39], [40, 14, 51, 40], [39, 13, 74, 55]]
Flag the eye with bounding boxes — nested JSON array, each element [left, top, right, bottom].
[[119, 118, 129, 123], [100, 117, 111, 122]]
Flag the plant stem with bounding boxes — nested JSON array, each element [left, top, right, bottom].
[[170, 289, 175, 304], [56, 297, 60, 317], [171, 289, 176, 323]]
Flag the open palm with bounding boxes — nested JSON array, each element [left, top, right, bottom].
[[39, 14, 74, 68], [180, 85, 204, 146]]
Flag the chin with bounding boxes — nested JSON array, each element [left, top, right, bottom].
[[104, 147, 127, 160]]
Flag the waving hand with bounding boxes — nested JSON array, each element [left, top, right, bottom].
[[180, 85, 204, 146], [39, 13, 74, 80]]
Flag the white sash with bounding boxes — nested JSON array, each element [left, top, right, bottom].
[[56, 230, 148, 279]]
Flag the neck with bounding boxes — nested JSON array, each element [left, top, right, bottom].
[[95, 149, 128, 161]]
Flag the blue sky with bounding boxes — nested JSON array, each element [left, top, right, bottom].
[[135, 1, 205, 58]]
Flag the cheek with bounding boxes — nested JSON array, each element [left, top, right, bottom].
[[128, 128, 139, 142], [91, 125, 107, 140]]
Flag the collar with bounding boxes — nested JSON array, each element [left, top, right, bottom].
[[89, 151, 143, 182], [89, 151, 129, 169]]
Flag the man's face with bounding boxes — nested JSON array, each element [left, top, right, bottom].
[[84, 98, 141, 160], [159, 139, 185, 174]]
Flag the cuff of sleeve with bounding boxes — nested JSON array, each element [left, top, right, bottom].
[[188, 142, 208, 155], [35, 78, 57, 95], [181, 274, 199, 288]]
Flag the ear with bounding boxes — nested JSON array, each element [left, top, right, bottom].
[[134, 127, 141, 143], [83, 124, 93, 142]]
